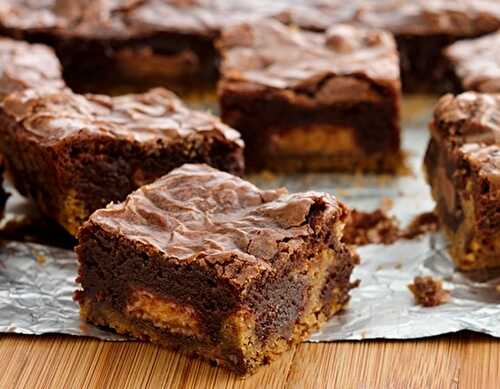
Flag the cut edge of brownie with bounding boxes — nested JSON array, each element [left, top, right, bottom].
[[218, 76, 402, 174], [424, 93, 500, 270]]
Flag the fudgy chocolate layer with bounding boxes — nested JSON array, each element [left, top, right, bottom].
[[44, 32, 218, 95]]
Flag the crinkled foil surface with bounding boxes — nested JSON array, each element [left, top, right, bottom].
[[1, 96, 500, 342]]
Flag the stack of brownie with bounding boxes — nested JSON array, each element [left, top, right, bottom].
[[0, 0, 499, 377]]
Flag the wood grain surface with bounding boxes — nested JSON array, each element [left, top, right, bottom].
[[0, 332, 498, 388]]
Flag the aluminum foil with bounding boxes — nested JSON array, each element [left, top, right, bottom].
[[1, 96, 500, 341]]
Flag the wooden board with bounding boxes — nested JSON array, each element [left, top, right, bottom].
[[0, 333, 498, 388]]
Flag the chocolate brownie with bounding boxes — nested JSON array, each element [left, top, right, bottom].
[[0, 37, 64, 100], [217, 20, 402, 173], [424, 92, 500, 270], [75, 163, 358, 375], [445, 31, 500, 93], [354, 0, 500, 92], [0, 88, 244, 235]]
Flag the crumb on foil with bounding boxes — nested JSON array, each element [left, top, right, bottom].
[[408, 276, 450, 307]]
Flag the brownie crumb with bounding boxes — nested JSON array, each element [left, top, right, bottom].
[[343, 209, 400, 245], [343, 210, 440, 246], [401, 211, 440, 239], [408, 276, 450, 307]]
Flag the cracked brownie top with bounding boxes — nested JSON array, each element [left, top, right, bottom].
[[82, 164, 349, 287], [1, 87, 242, 147], [217, 19, 400, 104]]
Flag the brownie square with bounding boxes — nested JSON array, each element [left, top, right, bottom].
[[0, 37, 65, 100], [354, 0, 500, 93], [444, 31, 500, 93], [0, 88, 244, 235], [75, 164, 358, 375], [217, 20, 402, 173], [424, 92, 500, 270]]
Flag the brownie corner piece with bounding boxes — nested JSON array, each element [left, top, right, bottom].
[[425, 92, 500, 270], [75, 164, 357, 375], [0, 88, 244, 235], [217, 19, 402, 173]]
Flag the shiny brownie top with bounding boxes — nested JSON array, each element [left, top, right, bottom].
[[217, 19, 400, 94], [445, 31, 500, 93], [0, 37, 64, 100], [1, 87, 243, 147], [82, 164, 349, 287], [432, 92, 500, 188], [353, 0, 500, 36]]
